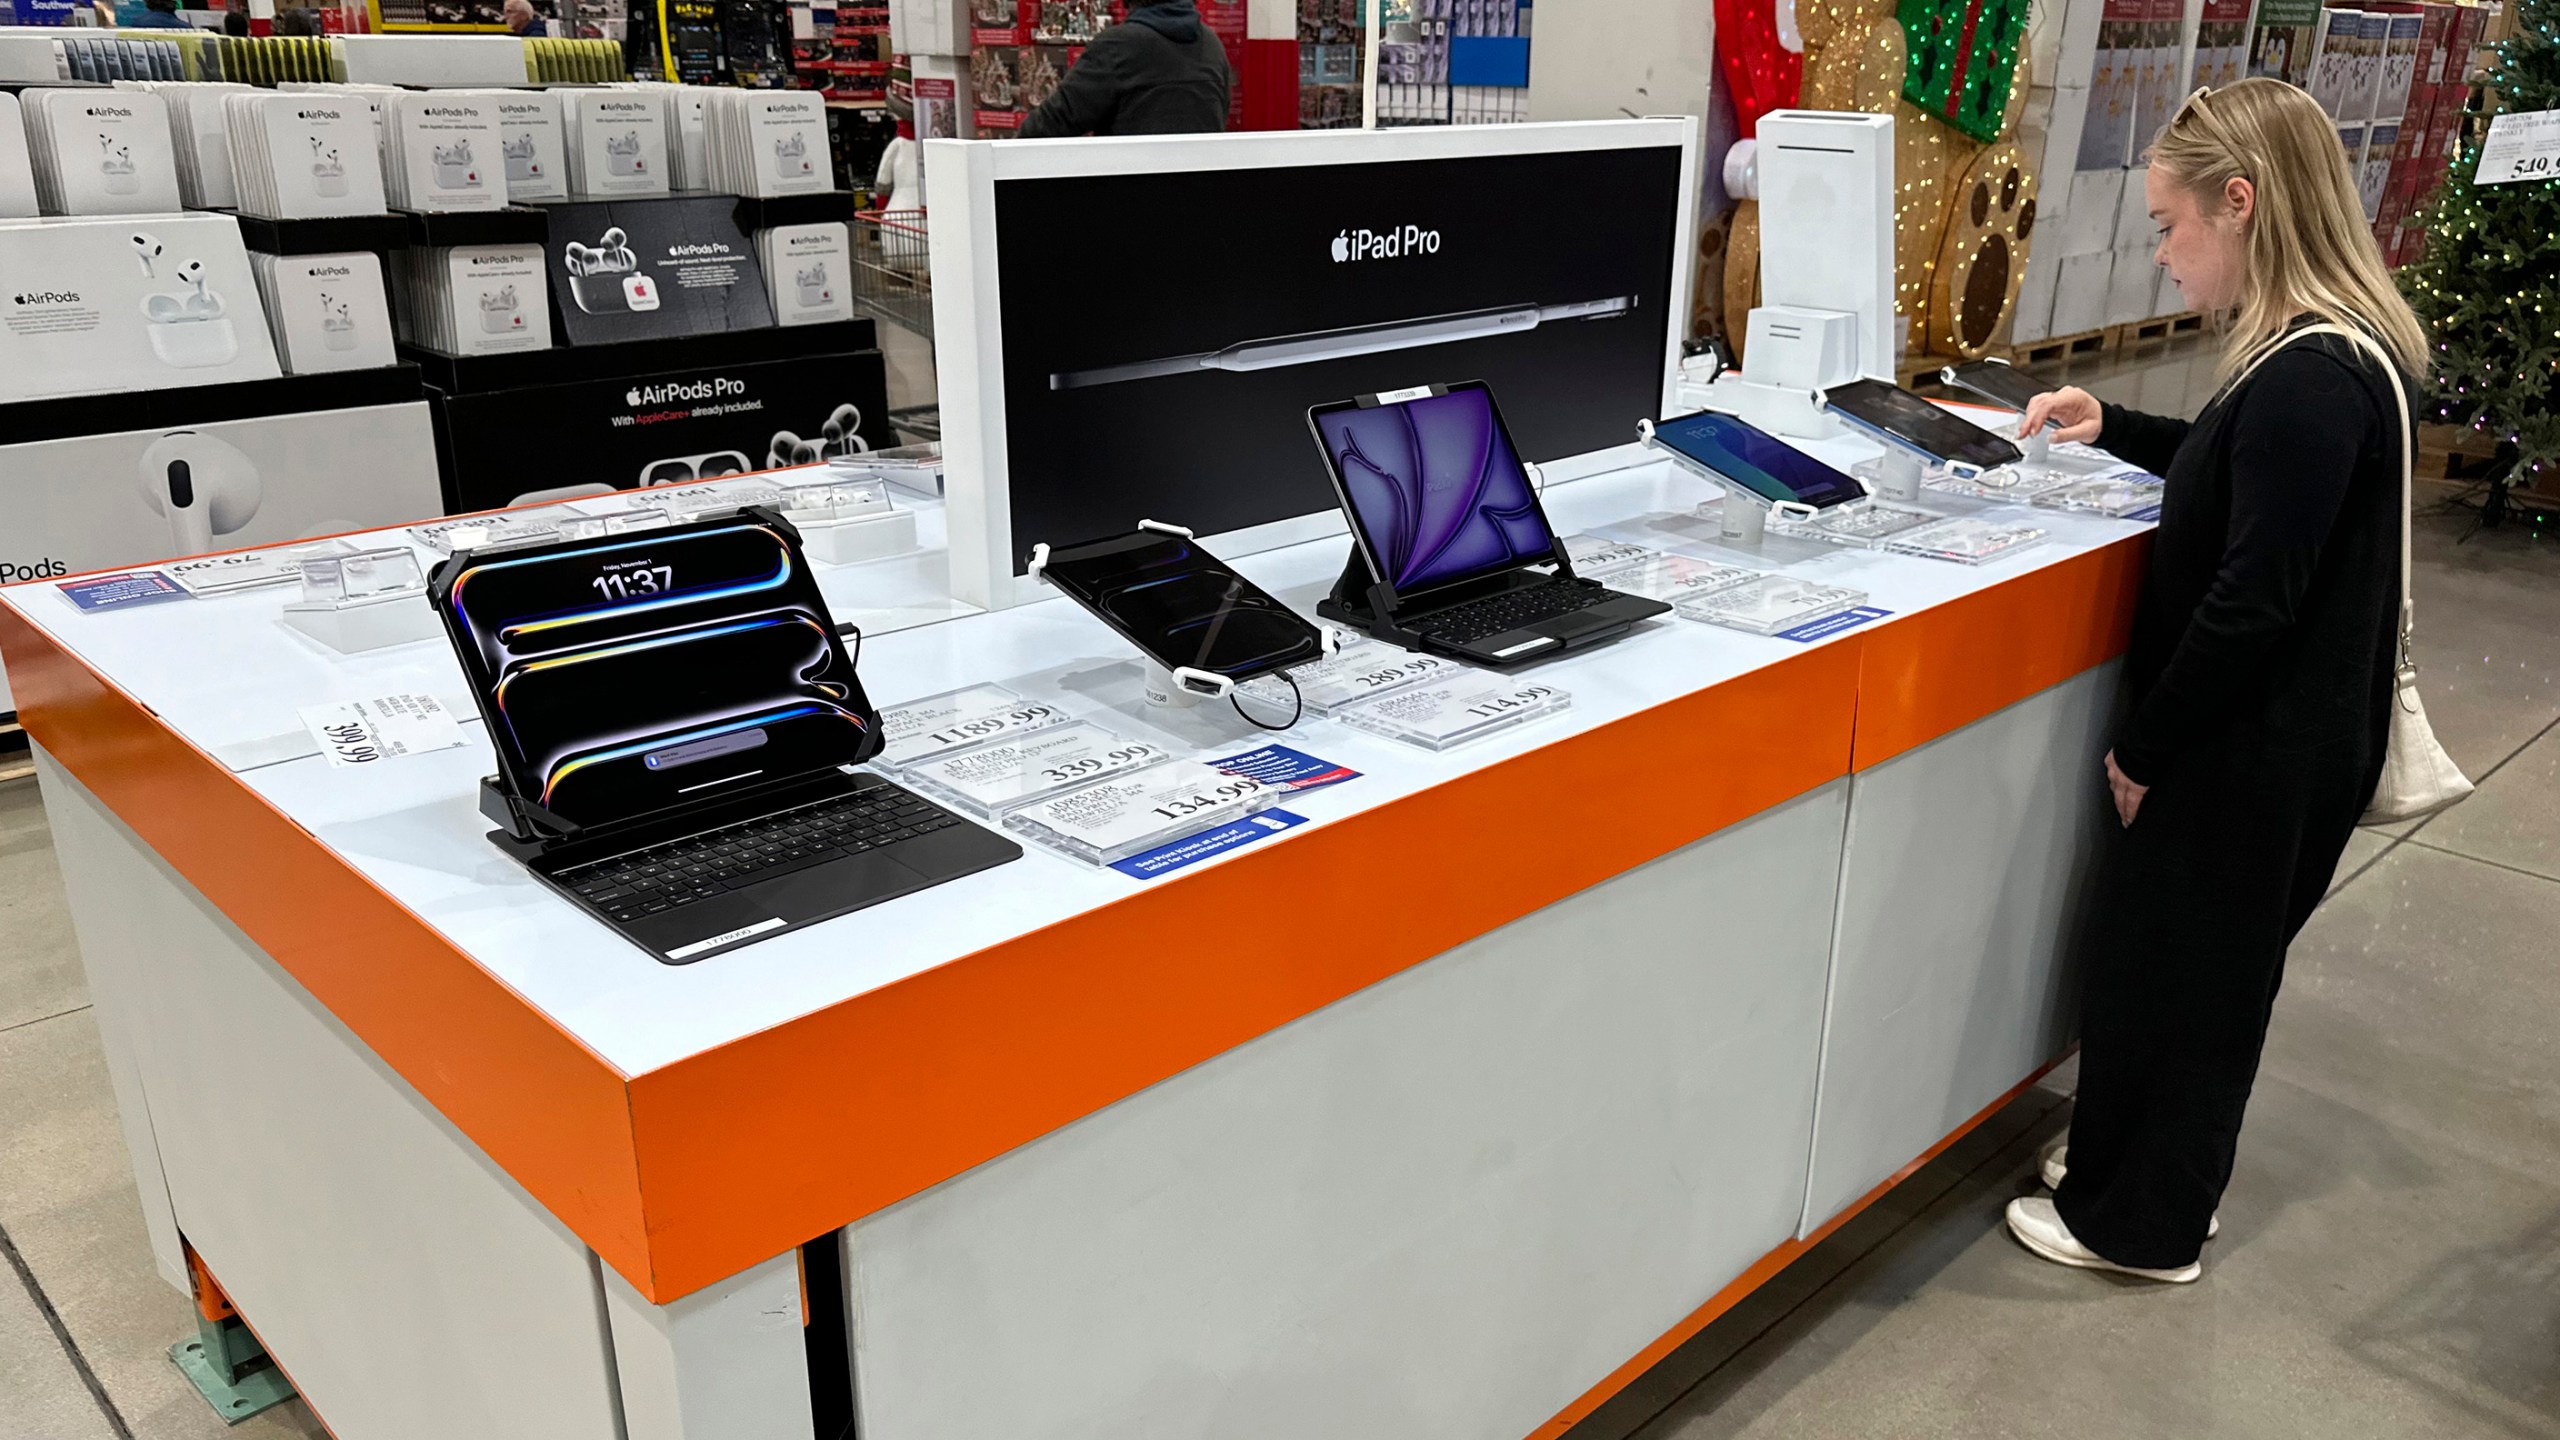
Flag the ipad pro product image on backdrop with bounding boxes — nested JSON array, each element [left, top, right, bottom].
[[1048, 297, 1637, 391], [432, 509, 1020, 964], [1639, 409, 1872, 516], [1308, 380, 1670, 667], [1817, 376, 2023, 475]]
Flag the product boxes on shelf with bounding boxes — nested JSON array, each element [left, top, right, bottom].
[[758, 221, 855, 326], [2193, 0, 2256, 91], [2052, 249, 2116, 334], [224, 90, 389, 221], [2308, 8, 2362, 115], [548, 197, 776, 346], [2359, 120, 2396, 220], [492, 89, 569, 204], [699, 89, 831, 197], [2076, 0, 2150, 169], [2247, 0, 2321, 86], [2057, 166, 2125, 256], [0, 92, 34, 219], [253, 250, 396, 374], [395, 244, 552, 356], [2374, 10, 2423, 119], [384, 92, 505, 214], [20, 86, 181, 215], [564, 90, 672, 200], [0, 213, 281, 399]]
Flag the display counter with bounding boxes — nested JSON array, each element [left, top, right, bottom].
[[0, 415, 2144, 1440]]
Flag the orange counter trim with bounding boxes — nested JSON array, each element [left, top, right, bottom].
[[1, 539, 2139, 1303], [0, 607, 657, 1285], [621, 639, 1864, 1297], [1852, 535, 2147, 770]]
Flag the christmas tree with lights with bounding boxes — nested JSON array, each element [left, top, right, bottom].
[[2400, 0, 2560, 499]]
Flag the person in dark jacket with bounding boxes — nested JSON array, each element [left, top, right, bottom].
[[125, 0, 194, 27], [1019, 0, 1230, 137], [2008, 78, 2432, 1283]]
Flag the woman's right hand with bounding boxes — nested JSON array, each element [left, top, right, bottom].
[[2019, 385, 2104, 444]]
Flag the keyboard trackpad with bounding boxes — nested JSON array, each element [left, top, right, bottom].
[[1544, 607, 1623, 639], [630, 851, 928, 963]]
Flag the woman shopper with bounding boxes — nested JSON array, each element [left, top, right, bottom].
[[2006, 77, 2429, 1283]]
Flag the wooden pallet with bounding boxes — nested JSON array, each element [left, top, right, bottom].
[[2115, 313, 2207, 346], [0, 718, 28, 786], [1992, 325, 2114, 368]]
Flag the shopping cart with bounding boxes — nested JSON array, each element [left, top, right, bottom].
[[851, 208, 938, 440]]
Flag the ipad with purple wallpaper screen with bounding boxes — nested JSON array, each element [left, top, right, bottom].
[[1306, 380, 1562, 605]]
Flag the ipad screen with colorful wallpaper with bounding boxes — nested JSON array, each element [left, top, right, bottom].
[[1312, 382, 1557, 596], [433, 514, 878, 829]]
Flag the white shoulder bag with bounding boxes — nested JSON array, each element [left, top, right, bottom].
[[2234, 322, 2472, 825]]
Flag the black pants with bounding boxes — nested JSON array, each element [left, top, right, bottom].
[[2052, 741, 2369, 1270]]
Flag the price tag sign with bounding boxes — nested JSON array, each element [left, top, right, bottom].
[[1236, 638, 1458, 715], [1007, 760, 1274, 862], [2474, 109, 2560, 186], [877, 682, 1076, 767], [903, 721, 1168, 812], [296, 692, 466, 768], [166, 540, 350, 597], [1337, 672, 1573, 749]]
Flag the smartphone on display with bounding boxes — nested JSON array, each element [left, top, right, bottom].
[[1938, 359, 2054, 415], [1638, 410, 1870, 514], [1033, 528, 1326, 691], [1818, 377, 2024, 476]]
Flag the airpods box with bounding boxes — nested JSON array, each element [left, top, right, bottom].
[[0, 214, 282, 401], [385, 92, 505, 214], [564, 92, 672, 200], [0, 94, 41, 219], [489, 90, 568, 204], [757, 222, 853, 326], [20, 86, 183, 216], [252, 250, 396, 374], [546, 197, 772, 346]]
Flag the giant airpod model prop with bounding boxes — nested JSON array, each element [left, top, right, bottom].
[[139, 430, 262, 557]]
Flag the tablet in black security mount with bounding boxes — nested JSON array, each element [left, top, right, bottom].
[[1818, 376, 2023, 474], [1306, 380, 1669, 667], [1028, 522, 1328, 699], [430, 507, 1019, 964]]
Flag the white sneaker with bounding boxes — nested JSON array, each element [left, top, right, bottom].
[[2038, 1145, 2220, 1238], [2005, 1197, 2201, 1283]]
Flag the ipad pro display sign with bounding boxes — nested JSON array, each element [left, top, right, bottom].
[[983, 136, 1686, 581]]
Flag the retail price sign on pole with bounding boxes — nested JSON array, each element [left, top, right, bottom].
[[2473, 110, 2560, 185]]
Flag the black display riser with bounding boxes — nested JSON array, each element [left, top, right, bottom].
[[0, 365, 427, 449], [397, 318, 877, 395], [224, 192, 864, 258]]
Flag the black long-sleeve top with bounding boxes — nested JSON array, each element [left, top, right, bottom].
[[2096, 328, 2410, 789]]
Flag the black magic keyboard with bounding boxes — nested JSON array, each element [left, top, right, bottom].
[[1420, 579, 1615, 644], [553, 786, 962, 925]]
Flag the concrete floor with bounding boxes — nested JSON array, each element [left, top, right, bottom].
[[2, 337, 2555, 1438]]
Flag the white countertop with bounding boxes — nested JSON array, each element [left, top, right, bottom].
[[4, 432, 2151, 1077]]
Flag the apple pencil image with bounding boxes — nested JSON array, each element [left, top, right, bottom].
[[1047, 296, 1638, 392]]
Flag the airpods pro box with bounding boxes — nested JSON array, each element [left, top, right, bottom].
[[0, 214, 282, 401], [546, 197, 773, 346]]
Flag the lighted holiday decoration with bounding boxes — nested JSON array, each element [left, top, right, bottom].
[[1900, 0, 2029, 143], [2400, 0, 2560, 489], [1718, 0, 1810, 134]]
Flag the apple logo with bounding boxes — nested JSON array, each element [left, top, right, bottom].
[[626, 387, 643, 405], [1330, 231, 1350, 263]]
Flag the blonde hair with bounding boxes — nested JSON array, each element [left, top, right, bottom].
[[2147, 78, 2429, 380]]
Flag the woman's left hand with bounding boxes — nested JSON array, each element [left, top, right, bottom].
[[2104, 750, 2147, 828]]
